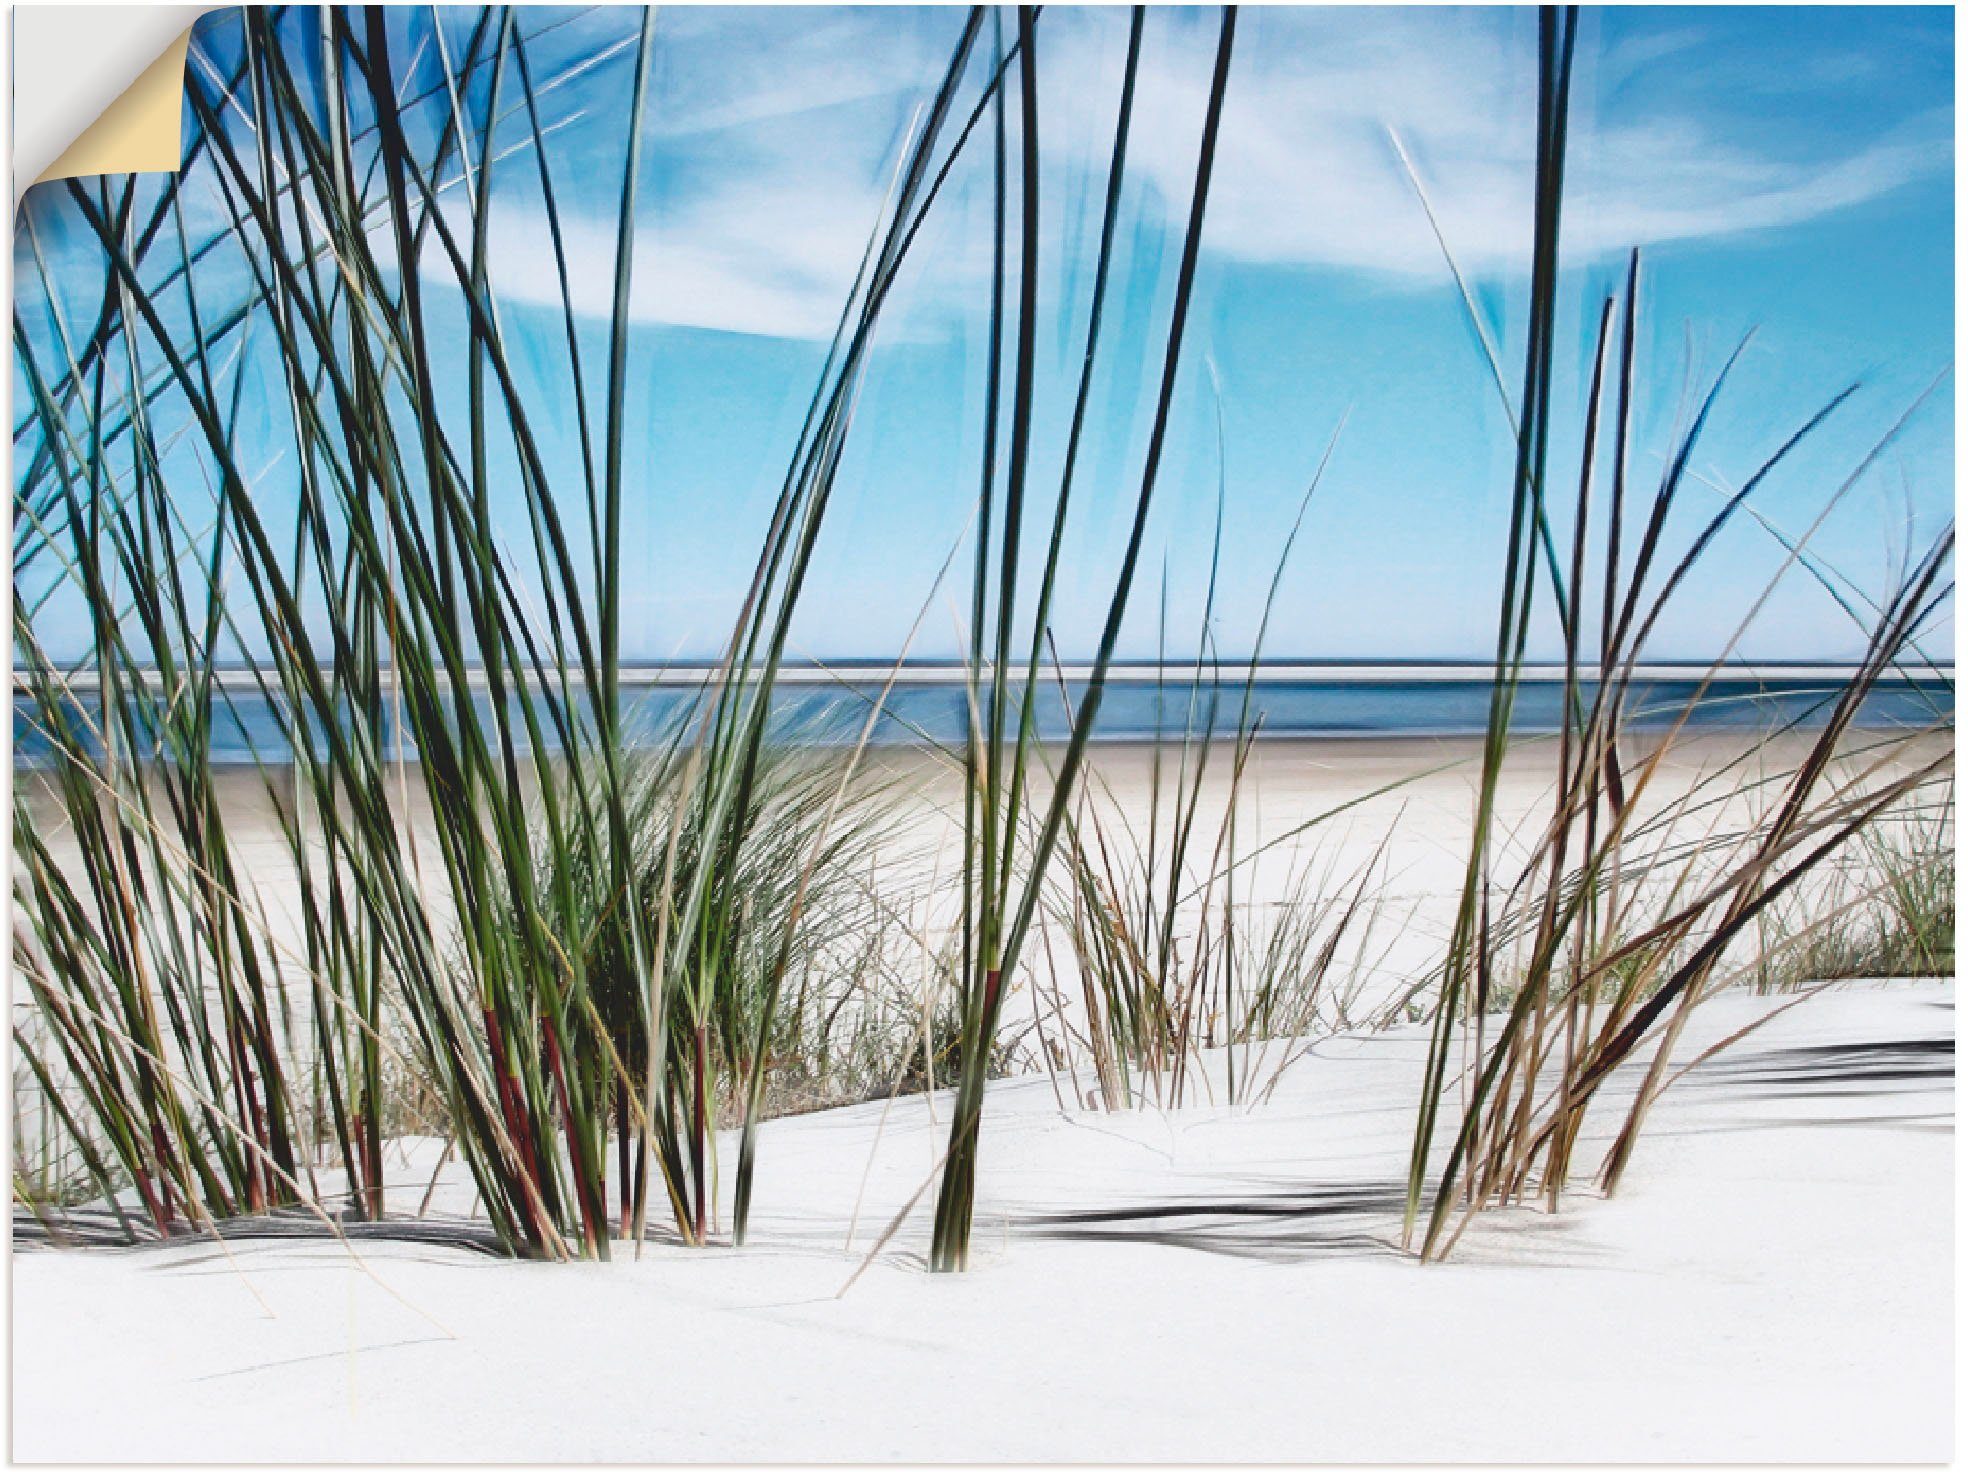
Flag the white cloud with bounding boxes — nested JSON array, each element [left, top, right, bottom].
[[463, 6, 1949, 338], [464, 176, 897, 339], [1111, 7, 1947, 279]]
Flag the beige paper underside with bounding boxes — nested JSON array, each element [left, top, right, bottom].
[[33, 24, 197, 187]]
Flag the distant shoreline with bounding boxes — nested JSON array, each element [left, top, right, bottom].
[[15, 668, 1951, 770], [14, 659, 1956, 692]]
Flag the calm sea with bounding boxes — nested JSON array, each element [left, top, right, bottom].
[[12, 666, 1953, 767]]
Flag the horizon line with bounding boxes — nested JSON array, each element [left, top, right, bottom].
[[16, 658, 1956, 693]]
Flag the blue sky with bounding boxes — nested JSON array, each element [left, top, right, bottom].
[[14, 5, 1955, 665]]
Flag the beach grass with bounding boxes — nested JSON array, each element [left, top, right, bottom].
[[13, 4, 1021, 1258], [1398, 6, 1954, 1261], [925, 3, 1242, 1272]]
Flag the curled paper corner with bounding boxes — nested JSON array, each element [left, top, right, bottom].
[[14, 7, 210, 201], [34, 27, 196, 187]]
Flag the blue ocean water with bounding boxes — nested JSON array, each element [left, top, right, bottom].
[[12, 671, 1953, 768]]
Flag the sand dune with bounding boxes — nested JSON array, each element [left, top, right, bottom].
[[10, 979, 1951, 1461]]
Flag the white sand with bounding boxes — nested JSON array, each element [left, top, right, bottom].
[[11, 978, 1952, 1462]]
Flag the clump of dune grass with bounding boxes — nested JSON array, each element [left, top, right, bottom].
[[1050, 811, 1405, 1111], [1753, 786, 1955, 990], [1041, 460, 1413, 1111], [488, 709, 915, 1229], [1401, 4, 1954, 1262], [1858, 795, 1956, 976], [775, 947, 1019, 1114], [11, 4, 1024, 1258]]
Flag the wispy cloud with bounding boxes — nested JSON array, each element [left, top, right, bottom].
[[464, 174, 899, 339], [471, 6, 1950, 338]]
